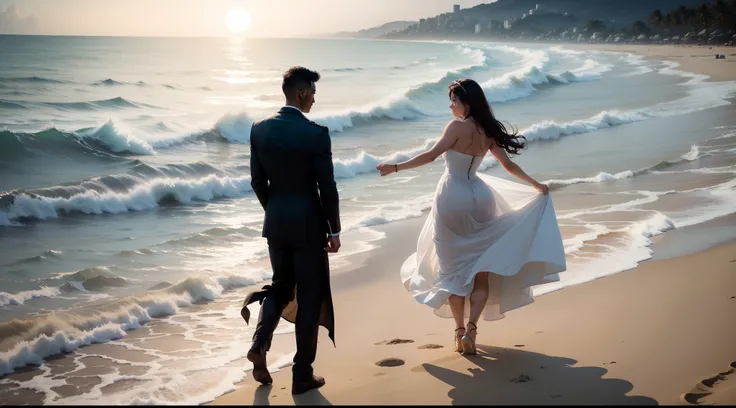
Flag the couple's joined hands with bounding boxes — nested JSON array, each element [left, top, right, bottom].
[[326, 236, 341, 253]]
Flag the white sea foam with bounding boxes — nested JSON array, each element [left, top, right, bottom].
[[0, 287, 62, 307], [521, 110, 657, 142], [78, 119, 156, 155], [0, 174, 253, 225], [480, 45, 609, 103], [333, 139, 435, 179], [534, 212, 676, 296], [0, 269, 272, 377]]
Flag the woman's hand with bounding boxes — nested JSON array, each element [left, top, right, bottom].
[[534, 182, 549, 195], [376, 163, 397, 176]]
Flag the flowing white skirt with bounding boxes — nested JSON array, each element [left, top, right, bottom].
[[400, 172, 567, 320]]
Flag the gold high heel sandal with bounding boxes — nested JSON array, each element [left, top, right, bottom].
[[461, 322, 478, 355], [454, 327, 465, 353]]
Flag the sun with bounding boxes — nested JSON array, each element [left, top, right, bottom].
[[225, 8, 251, 34]]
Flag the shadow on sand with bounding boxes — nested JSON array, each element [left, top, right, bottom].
[[421, 344, 659, 405], [253, 383, 332, 406]]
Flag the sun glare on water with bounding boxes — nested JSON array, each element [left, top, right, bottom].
[[225, 8, 251, 34]]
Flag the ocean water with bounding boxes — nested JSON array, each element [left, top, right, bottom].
[[1, 35, 736, 404]]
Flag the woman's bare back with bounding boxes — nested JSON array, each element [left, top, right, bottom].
[[449, 118, 492, 157]]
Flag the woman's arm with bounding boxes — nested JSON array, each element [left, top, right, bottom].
[[377, 121, 459, 176], [489, 140, 549, 194]]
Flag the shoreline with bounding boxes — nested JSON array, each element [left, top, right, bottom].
[[208, 41, 736, 405], [377, 37, 736, 83], [562, 42, 736, 83], [209, 213, 736, 405]]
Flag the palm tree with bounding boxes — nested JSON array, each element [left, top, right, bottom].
[[664, 11, 680, 28], [648, 9, 663, 27], [585, 19, 606, 33], [712, 0, 733, 29], [632, 20, 652, 35], [677, 5, 689, 25], [696, 3, 711, 28]]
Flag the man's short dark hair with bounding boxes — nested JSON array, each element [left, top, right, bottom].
[[282, 66, 320, 96]]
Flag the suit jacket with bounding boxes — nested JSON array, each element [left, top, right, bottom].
[[249, 107, 341, 247]]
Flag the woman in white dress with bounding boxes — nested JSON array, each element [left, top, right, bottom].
[[376, 79, 566, 355]]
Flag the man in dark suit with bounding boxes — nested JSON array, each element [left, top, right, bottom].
[[244, 66, 341, 395]]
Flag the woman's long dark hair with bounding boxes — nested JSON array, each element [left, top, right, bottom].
[[448, 78, 527, 156]]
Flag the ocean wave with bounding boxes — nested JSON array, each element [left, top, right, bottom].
[[349, 193, 434, 229], [405, 47, 493, 98], [0, 128, 125, 164], [312, 94, 429, 133], [77, 120, 156, 155], [393, 56, 438, 69], [520, 110, 657, 142], [545, 144, 706, 188], [215, 112, 255, 143], [333, 139, 435, 178], [0, 287, 61, 307], [271, 46, 492, 134], [0, 125, 228, 170], [0, 99, 29, 109], [1, 266, 142, 304], [0, 174, 252, 226], [159, 225, 261, 247], [90, 78, 154, 87], [38, 96, 155, 111], [481, 45, 609, 103], [92, 78, 127, 86], [214, 93, 429, 141], [0, 76, 68, 84], [323, 67, 364, 72], [10, 250, 64, 266], [547, 170, 638, 189], [0, 269, 271, 376], [538, 171, 736, 296], [300, 49, 490, 133]]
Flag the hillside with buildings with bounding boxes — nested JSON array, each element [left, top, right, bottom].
[[379, 0, 733, 45], [325, 20, 416, 39]]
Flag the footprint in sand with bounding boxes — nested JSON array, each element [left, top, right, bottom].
[[681, 361, 736, 405], [376, 358, 405, 367], [510, 374, 532, 383], [387, 338, 414, 345], [418, 344, 443, 349], [375, 338, 414, 345]]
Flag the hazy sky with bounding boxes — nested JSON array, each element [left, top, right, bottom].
[[0, 0, 484, 37]]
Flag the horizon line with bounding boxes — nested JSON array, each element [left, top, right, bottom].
[[0, 33, 335, 40]]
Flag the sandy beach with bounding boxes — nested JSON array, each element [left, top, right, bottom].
[[564, 43, 736, 83], [205, 45, 736, 406], [209, 215, 736, 405]]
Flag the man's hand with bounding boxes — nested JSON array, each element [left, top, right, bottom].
[[326, 235, 341, 253]]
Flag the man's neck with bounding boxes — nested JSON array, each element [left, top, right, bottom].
[[283, 103, 302, 113]]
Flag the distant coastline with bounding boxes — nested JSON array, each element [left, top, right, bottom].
[[373, 0, 735, 48]]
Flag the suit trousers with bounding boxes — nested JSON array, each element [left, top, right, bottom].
[[250, 238, 329, 380]]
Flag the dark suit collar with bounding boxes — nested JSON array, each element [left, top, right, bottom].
[[278, 106, 305, 117]]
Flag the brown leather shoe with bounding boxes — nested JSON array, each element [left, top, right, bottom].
[[247, 346, 272, 385], [291, 375, 325, 395]]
